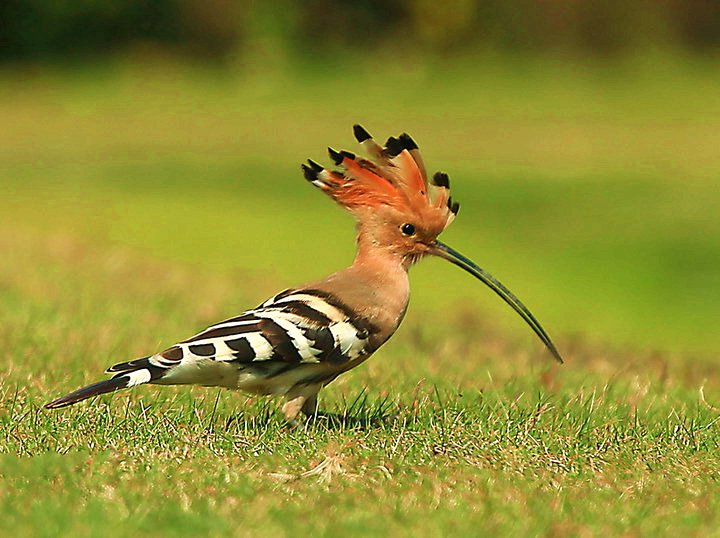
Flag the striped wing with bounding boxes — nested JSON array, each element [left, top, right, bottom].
[[106, 288, 374, 383]]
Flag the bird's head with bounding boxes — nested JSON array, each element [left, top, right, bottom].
[[302, 125, 563, 363], [302, 125, 458, 265]]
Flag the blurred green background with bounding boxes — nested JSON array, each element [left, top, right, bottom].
[[2, 0, 719, 356]]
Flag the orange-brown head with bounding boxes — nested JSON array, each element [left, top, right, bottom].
[[302, 125, 563, 364], [302, 125, 459, 266]]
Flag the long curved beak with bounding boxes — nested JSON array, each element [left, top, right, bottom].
[[429, 241, 563, 363]]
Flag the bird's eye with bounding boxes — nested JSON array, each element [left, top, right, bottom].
[[401, 223, 416, 236]]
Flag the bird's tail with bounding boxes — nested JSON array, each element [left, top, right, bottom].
[[45, 357, 161, 409]]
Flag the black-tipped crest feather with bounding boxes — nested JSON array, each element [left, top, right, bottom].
[[433, 172, 450, 188], [384, 137, 404, 157], [398, 133, 418, 151], [302, 164, 318, 182], [307, 159, 323, 172], [328, 147, 344, 165], [353, 124, 372, 142]]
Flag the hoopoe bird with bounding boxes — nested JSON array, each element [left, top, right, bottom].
[[45, 125, 563, 424]]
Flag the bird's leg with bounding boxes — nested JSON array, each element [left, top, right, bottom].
[[302, 394, 396, 429], [289, 389, 358, 428], [301, 393, 318, 417], [282, 394, 308, 428], [282, 386, 322, 427], [285, 386, 395, 429], [298, 391, 369, 428]]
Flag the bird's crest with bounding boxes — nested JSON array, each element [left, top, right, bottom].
[[302, 125, 459, 234]]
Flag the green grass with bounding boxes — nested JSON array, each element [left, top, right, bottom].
[[2, 56, 720, 535]]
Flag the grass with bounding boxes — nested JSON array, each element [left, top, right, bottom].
[[2, 56, 720, 535]]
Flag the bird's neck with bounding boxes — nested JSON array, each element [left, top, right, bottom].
[[306, 236, 411, 349], [352, 233, 409, 273], [348, 237, 411, 342]]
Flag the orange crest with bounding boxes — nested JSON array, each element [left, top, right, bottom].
[[302, 125, 459, 235]]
